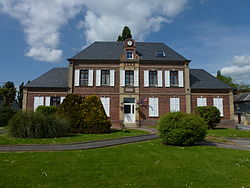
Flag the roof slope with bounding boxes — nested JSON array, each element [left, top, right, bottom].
[[25, 68, 68, 88], [70, 42, 188, 61], [190, 69, 232, 89], [234, 92, 250, 102]]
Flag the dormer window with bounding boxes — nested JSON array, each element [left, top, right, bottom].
[[156, 51, 165, 57], [126, 50, 133, 59]]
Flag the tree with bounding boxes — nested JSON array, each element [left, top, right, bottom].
[[0, 81, 16, 107], [117, 26, 132, 42], [17, 82, 24, 109]]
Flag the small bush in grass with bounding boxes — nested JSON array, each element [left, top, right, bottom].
[[9, 111, 69, 138], [80, 96, 111, 134], [158, 112, 207, 146], [57, 94, 85, 132], [0, 107, 16, 127], [36, 106, 58, 116], [195, 106, 221, 129]]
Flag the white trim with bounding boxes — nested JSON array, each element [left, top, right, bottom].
[[144, 70, 149, 87], [74, 70, 80, 86], [88, 70, 93, 86]]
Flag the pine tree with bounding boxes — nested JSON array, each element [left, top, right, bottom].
[[117, 26, 132, 41]]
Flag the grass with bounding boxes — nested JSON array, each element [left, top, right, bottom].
[[0, 139, 250, 187], [0, 127, 148, 145]]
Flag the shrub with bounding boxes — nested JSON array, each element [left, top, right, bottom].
[[195, 106, 221, 129], [158, 112, 207, 146], [0, 107, 16, 127], [57, 94, 85, 132], [80, 96, 111, 134], [36, 106, 58, 116], [9, 111, 69, 138]]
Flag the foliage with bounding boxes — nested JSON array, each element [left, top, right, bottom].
[[207, 128, 250, 138], [158, 112, 207, 146], [17, 82, 24, 109], [36, 105, 58, 116], [9, 111, 69, 138], [0, 107, 16, 127], [0, 81, 16, 107], [195, 106, 221, 129], [81, 96, 111, 134], [57, 94, 85, 132], [117, 26, 132, 41]]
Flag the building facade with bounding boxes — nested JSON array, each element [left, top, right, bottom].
[[23, 39, 235, 128]]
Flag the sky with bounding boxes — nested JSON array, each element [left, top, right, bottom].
[[0, 0, 250, 87]]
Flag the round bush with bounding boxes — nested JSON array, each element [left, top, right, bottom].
[[9, 111, 69, 138], [36, 106, 58, 116], [0, 107, 16, 127], [195, 106, 221, 129], [158, 112, 207, 146]]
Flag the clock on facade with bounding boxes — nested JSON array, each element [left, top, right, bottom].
[[127, 40, 133, 46]]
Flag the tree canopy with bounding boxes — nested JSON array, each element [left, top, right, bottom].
[[117, 26, 132, 42], [0, 81, 16, 107]]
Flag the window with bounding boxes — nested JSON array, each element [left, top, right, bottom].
[[50, 97, 61, 107], [213, 98, 223, 116], [100, 97, 110, 117], [101, 70, 110, 86], [125, 70, 134, 86], [80, 70, 88, 86], [170, 98, 180, 112], [149, 71, 157, 87], [149, 98, 159, 117], [170, 71, 178, 87], [126, 51, 133, 59], [156, 51, 165, 57], [197, 97, 207, 107]]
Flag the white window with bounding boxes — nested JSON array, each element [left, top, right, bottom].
[[100, 97, 110, 117], [34, 96, 44, 111], [213, 98, 223, 116], [74, 70, 80, 86], [60, 97, 65, 104], [165, 70, 170, 87], [144, 70, 149, 87], [120, 70, 125, 86], [149, 98, 159, 117], [126, 51, 133, 59], [178, 70, 184, 87], [96, 70, 115, 86], [170, 98, 180, 112], [197, 97, 207, 107], [134, 70, 139, 87], [45, 97, 50, 106]]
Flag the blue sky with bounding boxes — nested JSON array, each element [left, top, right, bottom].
[[1, 0, 250, 87]]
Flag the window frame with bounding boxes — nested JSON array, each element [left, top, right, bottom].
[[149, 70, 158, 87], [101, 70, 110, 86], [126, 50, 133, 59], [50, 97, 61, 107], [155, 51, 166, 57], [80, 70, 89, 86], [125, 70, 134, 86], [170, 71, 178, 87]]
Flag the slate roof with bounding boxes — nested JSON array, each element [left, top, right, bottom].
[[24, 68, 68, 88], [190, 69, 232, 90], [234, 92, 250, 102], [70, 42, 188, 61]]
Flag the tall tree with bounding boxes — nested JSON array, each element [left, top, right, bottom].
[[117, 26, 132, 42], [17, 82, 24, 108], [0, 81, 16, 107]]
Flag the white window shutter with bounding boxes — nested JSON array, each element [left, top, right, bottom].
[[120, 70, 125, 86], [144, 70, 149, 87], [110, 70, 115, 86], [45, 97, 50, 106], [175, 98, 180, 112], [60, 97, 65, 104], [88, 70, 93, 86], [178, 70, 184, 87], [170, 98, 175, 112], [96, 70, 101, 86], [74, 70, 80, 86], [197, 98, 207, 107], [154, 98, 159, 116], [134, 70, 139, 87], [157, 70, 163, 87], [213, 98, 223, 116], [100, 97, 110, 117], [149, 98, 154, 116], [165, 71, 170, 87], [34, 97, 39, 111], [39, 97, 44, 106]]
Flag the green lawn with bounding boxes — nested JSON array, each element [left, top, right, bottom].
[[0, 139, 250, 187], [0, 128, 148, 145]]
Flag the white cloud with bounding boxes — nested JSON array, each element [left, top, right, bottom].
[[0, 0, 188, 62], [221, 55, 250, 83]]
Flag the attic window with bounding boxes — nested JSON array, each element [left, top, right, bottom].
[[156, 51, 165, 57], [126, 50, 133, 59]]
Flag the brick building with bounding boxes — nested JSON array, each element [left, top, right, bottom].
[[23, 39, 235, 128]]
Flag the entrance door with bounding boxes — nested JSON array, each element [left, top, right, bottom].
[[124, 98, 135, 123]]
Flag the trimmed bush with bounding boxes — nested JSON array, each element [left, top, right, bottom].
[[81, 96, 111, 134], [57, 94, 85, 132], [158, 112, 207, 146], [36, 106, 58, 116], [0, 107, 16, 127], [9, 111, 69, 138], [195, 106, 221, 129]]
